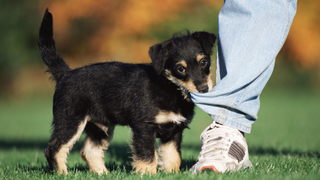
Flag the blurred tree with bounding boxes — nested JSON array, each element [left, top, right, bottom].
[[1, 0, 319, 98], [42, 0, 320, 69], [282, 0, 320, 69], [39, 0, 222, 65], [0, 0, 41, 95]]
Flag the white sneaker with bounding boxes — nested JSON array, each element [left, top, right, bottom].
[[190, 122, 253, 173]]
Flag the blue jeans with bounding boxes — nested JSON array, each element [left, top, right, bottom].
[[191, 0, 297, 133]]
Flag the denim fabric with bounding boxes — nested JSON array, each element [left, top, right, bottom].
[[191, 0, 297, 133]]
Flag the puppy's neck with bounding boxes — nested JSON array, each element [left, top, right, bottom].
[[177, 87, 192, 102], [162, 70, 192, 102]]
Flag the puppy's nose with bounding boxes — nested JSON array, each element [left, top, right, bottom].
[[198, 85, 209, 93]]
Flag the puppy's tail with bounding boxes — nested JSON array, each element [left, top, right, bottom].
[[38, 9, 70, 81]]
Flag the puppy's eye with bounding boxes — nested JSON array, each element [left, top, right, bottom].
[[199, 59, 208, 67], [177, 66, 186, 73]]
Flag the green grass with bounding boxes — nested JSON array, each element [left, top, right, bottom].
[[0, 89, 320, 179]]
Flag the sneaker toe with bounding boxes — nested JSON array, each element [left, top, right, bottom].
[[200, 165, 220, 173]]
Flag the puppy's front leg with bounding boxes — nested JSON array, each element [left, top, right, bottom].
[[131, 125, 158, 175], [160, 131, 182, 173]]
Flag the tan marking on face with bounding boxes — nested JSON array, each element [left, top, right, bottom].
[[164, 69, 174, 80], [55, 116, 89, 175], [196, 54, 206, 62], [131, 151, 158, 175], [80, 125, 114, 175], [160, 141, 181, 173], [164, 69, 197, 100], [177, 79, 198, 93], [178, 60, 188, 68], [207, 74, 213, 92], [155, 111, 188, 124]]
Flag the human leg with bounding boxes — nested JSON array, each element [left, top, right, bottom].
[[190, 0, 297, 173]]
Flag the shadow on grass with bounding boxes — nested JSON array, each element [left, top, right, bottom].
[[0, 139, 132, 164], [248, 146, 320, 158], [1, 140, 320, 158], [1, 140, 319, 157], [1, 140, 319, 174]]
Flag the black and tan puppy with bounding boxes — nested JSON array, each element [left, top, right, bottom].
[[38, 9, 216, 175]]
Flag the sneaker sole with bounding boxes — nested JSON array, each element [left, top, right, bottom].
[[199, 160, 253, 174], [200, 165, 219, 174]]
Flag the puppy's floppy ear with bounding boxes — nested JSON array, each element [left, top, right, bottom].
[[192, 31, 216, 55], [149, 41, 171, 75]]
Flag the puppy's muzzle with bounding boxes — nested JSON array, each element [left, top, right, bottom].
[[197, 85, 209, 93]]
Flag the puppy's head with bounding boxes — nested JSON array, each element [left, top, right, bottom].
[[149, 31, 216, 97]]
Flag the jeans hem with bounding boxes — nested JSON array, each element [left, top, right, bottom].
[[210, 114, 252, 134]]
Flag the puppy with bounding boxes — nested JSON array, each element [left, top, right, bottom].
[[38, 9, 216, 175]]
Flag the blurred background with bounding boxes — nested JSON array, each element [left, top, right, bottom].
[[0, 0, 319, 102], [0, 1, 320, 173]]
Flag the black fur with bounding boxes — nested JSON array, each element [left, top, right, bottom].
[[39, 9, 216, 174]]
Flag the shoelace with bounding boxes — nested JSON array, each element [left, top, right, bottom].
[[197, 122, 240, 162]]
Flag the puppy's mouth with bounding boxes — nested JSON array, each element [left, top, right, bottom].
[[164, 70, 212, 100], [199, 75, 213, 93]]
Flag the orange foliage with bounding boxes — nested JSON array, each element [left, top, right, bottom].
[[39, 0, 221, 66], [39, 1, 320, 70], [282, 0, 320, 69]]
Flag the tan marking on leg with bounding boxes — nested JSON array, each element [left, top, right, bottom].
[[80, 125, 114, 175], [132, 151, 158, 175], [93, 122, 109, 135], [80, 139, 108, 175], [160, 141, 181, 173], [55, 116, 89, 175]]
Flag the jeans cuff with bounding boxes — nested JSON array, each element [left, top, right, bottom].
[[210, 113, 252, 134]]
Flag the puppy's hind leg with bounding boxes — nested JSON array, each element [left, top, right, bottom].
[[81, 122, 115, 175], [44, 115, 89, 175]]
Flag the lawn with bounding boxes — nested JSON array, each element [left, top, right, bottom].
[[0, 88, 319, 179]]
